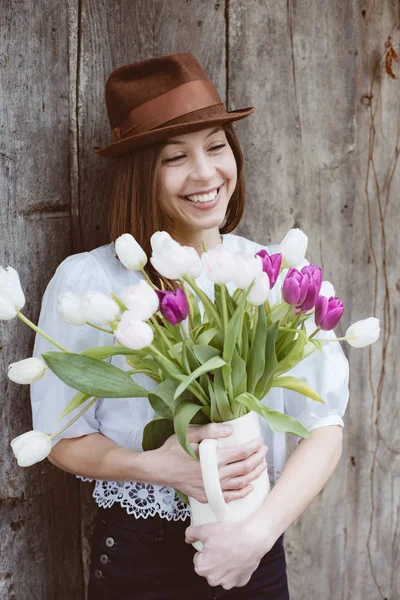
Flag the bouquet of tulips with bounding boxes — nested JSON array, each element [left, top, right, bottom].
[[3, 229, 380, 475]]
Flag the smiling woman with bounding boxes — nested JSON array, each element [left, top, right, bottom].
[[28, 50, 349, 600]]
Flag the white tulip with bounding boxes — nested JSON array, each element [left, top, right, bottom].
[[8, 357, 46, 384], [81, 291, 120, 325], [233, 254, 263, 290], [150, 238, 192, 279], [0, 266, 25, 320], [346, 317, 380, 348], [10, 430, 52, 467], [247, 272, 271, 306], [114, 310, 154, 349], [115, 233, 147, 271], [150, 231, 172, 252], [320, 280, 336, 299], [201, 247, 236, 284], [57, 292, 87, 326], [183, 246, 202, 279], [278, 228, 308, 267], [121, 280, 159, 321]]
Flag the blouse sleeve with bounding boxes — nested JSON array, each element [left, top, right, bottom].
[[283, 311, 350, 446], [30, 252, 114, 447]]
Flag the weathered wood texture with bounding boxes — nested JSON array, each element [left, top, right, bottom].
[[0, 0, 398, 598]]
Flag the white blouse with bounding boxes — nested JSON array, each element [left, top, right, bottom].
[[30, 232, 349, 521]]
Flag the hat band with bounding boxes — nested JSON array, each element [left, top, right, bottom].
[[112, 79, 224, 142]]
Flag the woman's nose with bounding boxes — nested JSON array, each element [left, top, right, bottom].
[[190, 153, 216, 180]]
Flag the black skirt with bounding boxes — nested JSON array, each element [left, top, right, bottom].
[[87, 503, 290, 599]]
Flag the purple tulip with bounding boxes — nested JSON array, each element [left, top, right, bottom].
[[298, 264, 322, 311], [314, 296, 344, 330], [156, 288, 189, 325], [282, 268, 310, 307], [255, 250, 282, 288]]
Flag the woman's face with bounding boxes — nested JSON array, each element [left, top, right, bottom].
[[157, 125, 237, 242]]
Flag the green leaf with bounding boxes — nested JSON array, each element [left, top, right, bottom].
[[42, 352, 149, 398], [234, 392, 311, 439], [214, 366, 234, 421], [254, 320, 280, 399], [275, 328, 308, 376], [173, 356, 226, 400], [247, 304, 267, 394], [183, 276, 222, 330], [173, 401, 203, 459], [81, 345, 142, 360], [110, 292, 128, 312], [231, 348, 247, 400], [142, 416, 174, 451], [193, 344, 221, 364], [240, 311, 250, 364], [56, 391, 91, 421], [181, 339, 191, 375], [222, 288, 249, 367], [208, 378, 223, 422], [148, 378, 182, 420], [271, 376, 324, 403]]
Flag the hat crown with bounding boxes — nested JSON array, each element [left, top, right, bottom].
[[105, 52, 220, 130]]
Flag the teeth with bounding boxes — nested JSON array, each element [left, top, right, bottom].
[[186, 188, 219, 203]]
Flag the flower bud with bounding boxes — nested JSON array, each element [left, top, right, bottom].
[[114, 311, 154, 349], [8, 357, 46, 384], [247, 272, 271, 306], [233, 254, 263, 290], [57, 292, 87, 326], [115, 233, 147, 271], [0, 266, 25, 320], [81, 291, 120, 325], [345, 317, 380, 347], [10, 430, 52, 467], [255, 250, 282, 288], [314, 296, 344, 330], [150, 238, 192, 279], [278, 228, 308, 268], [183, 246, 202, 279], [282, 268, 309, 307], [320, 280, 335, 298], [150, 231, 172, 252], [156, 288, 189, 325], [298, 264, 322, 311], [121, 280, 160, 321], [201, 246, 236, 284]]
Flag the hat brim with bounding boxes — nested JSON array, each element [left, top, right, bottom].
[[92, 106, 255, 158]]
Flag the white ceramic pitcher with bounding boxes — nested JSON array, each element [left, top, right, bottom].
[[189, 410, 270, 551]]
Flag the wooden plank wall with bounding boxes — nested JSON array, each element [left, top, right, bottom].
[[0, 1, 398, 598]]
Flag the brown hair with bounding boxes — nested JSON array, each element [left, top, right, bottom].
[[107, 122, 247, 291]]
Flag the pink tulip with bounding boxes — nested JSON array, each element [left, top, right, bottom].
[[314, 296, 344, 330], [156, 288, 189, 325], [255, 250, 282, 288]]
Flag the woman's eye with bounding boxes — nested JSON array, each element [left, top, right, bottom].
[[164, 144, 226, 163]]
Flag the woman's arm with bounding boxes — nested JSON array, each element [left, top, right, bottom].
[[185, 425, 343, 589], [48, 425, 268, 504]]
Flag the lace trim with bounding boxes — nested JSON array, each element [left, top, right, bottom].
[[77, 466, 281, 520]]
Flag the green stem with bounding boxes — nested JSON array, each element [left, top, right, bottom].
[[220, 284, 229, 335], [182, 276, 222, 330], [17, 312, 69, 353], [50, 397, 99, 439], [150, 316, 181, 364], [309, 327, 321, 339], [140, 268, 158, 289], [87, 322, 114, 334]]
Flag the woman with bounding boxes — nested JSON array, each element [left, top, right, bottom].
[[30, 52, 349, 598]]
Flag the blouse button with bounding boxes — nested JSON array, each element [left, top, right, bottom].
[[105, 537, 115, 547], [100, 554, 109, 564], [94, 569, 103, 580]]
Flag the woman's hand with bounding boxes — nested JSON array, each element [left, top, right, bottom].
[[152, 423, 268, 503], [185, 518, 275, 590]]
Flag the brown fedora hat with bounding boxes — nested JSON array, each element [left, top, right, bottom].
[[92, 52, 255, 158]]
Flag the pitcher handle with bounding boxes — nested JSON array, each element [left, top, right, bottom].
[[199, 438, 229, 522]]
